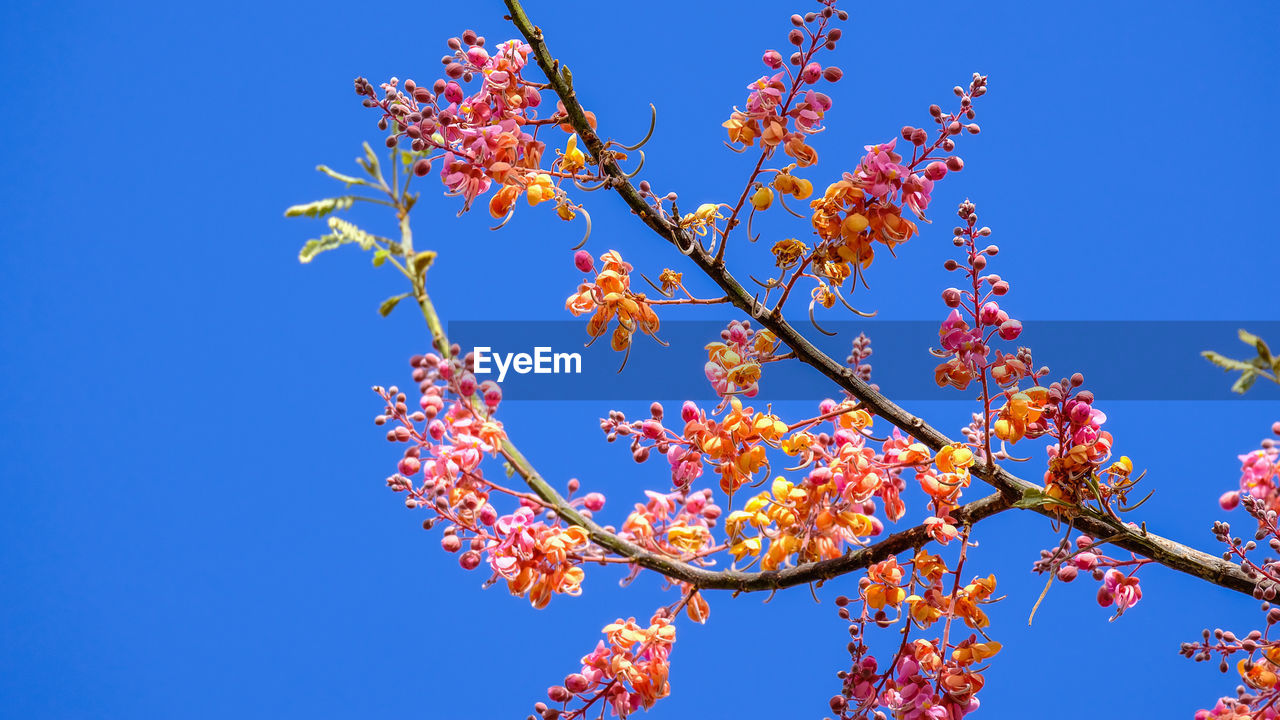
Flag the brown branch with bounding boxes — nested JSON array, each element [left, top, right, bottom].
[[501, 0, 1256, 598]]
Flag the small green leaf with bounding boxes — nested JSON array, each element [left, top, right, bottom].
[[378, 293, 411, 317], [315, 165, 367, 187], [1202, 351, 1256, 373], [298, 233, 343, 263], [283, 196, 357, 219], [372, 249, 389, 267], [1013, 487, 1069, 510], [1232, 371, 1259, 395]]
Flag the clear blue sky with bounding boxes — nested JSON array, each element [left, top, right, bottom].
[[2, 1, 1278, 718]]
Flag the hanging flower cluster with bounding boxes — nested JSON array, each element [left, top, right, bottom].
[[544, 613, 677, 719], [376, 351, 611, 609], [565, 250, 661, 352], [1033, 533, 1150, 620], [830, 545, 1001, 720]]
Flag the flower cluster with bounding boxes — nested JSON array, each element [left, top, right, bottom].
[[376, 351, 608, 609], [354, 31, 600, 223], [1033, 534, 1149, 620], [704, 320, 779, 400], [1219, 423, 1280, 516], [542, 614, 677, 719], [829, 546, 1001, 720], [566, 250, 661, 352], [721, 5, 845, 161]]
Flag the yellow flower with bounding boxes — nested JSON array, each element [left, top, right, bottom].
[[560, 133, 586, 173]]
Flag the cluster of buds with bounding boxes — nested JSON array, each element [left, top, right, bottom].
[[828, 547, 1000, 720], [565, 250, 661, 353], [932, 201, 1022, 393], [1033, 534, 1147, 620], [722, 4, 846, 159], [1185, 612, 1280, 719]]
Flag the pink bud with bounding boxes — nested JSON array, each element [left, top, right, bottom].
[[991, 280, 1010, 296], [428, 419, 446, 441], [479, 504, 498, 526], [458, 373, 477, 396], [1220, 490, 1241, 511], [398, 456, 421, 476], [681, 400, 700, 423], [583, 492, 606, 512], [574, 250, 594, 273], [998, 319, 1022, 340], [480, 380, 502, 408], [459, 551, 481, 570], [1073, 551, 1098, 569], [924, 161, 947, 181], [441, 535, 462, 553], [802, 62, 823, 83], [822, 66, 843, 82], [1056, 565, 1078, 582], [466, 47, 490, 66], [762, 50, 784, 68], [564, 674, 590, 694], [641, 419, 664, 439], [942, 288, 962, 308], [444, 81, 464, 104], [1096, 586, 1114, 608], [946, 156, 964, 172], [979, 301, 1001, 325]]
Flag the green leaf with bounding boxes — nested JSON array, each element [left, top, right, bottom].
[[297, 217, 392, 263], [298, 233, 343, 263], [372, 249, 389, 267], [315, 165, 368, 187], [1202, 351, 1256, 373], [1240, 328, 1274, 366], [1232, 371, 1259, 395], [1013, 487, 1072, 510], [283, 196, 357, 219], [378, 293, 411, 317]]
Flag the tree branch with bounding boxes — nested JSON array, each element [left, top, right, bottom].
[[501, 0, 1256, 598]]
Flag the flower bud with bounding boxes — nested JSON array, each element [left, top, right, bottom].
[[459, 551, 481, 570], [681, 401, 700, 423], [946, 156, 964, 172], [942, 288, 962, 307], [573, 250, 594, 273], [802, 62, 822, 83], [822, 66, 843, 82], [1220, 491, 1242, 511], [763, 50, 783, 68], [565, 674, 590, 694], [924, 161, 947, 182], [398, 456, 421, 476], [998, 319, 1022, 341], [442, 535, 462, 553], [788, 29, 805, 46], [750, 185, 774, 211], [1057, 565, 1078, 582]]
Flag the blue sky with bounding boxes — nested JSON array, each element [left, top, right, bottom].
[[2, 1, 1279, 718]]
